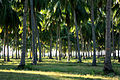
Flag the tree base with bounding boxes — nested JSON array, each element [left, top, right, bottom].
[[7, 60, 11, 62], [92, 63, 97, 66], [74, 58, 78, 59], [118, 58, 120, 62], [17, 65, 25, 69], [86, 57, 91, 59], [63, 56, 66, 59], [56, 58, 58, 60], [103, 67, 114, 74], [49, 57, 54, 59], [83, 56, 85, 59], [32, 63, 37, 65], [77, 60, 82, 63], [38, 60, 42, 62]]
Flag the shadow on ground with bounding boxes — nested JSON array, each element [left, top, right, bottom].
[[0, 71, 104, 80]]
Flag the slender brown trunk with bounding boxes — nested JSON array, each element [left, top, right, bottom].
[[1, 39, 4, 59], [104, 0, 113, 73], [75, 41, 78, 59], [100, 49, 103, 57], [74, 10, 81, 62], [15, 30, 18, 59], [91, 0, 96, 66], [55, 40, 58, 60], [18, 46, 20, 59], [35, 43, 38, 60], [112, 18, 116, 59], [19, 0, 28, 66], [97, 49, 100, 58], [37, 28, 42, 62], [7, 41, 10, 61], [67, 29, 70, 61], [4, 28, 6, 61], [12, 49, 14, 59], [58, 24, 61, 61], [87, 40, 90, 58], [66, 9, 71, 61], [91, 42, 92, 57], [30, 0, 37, 65], [18, 33, 20, 59], [43, 48, 45, 57], [55, 24, 58, 59], [83, 40, 85, 59], [34, 13, 39, 61], [118, 32, 120, 62], [49, 33, 53, 59], [7, 29, 10, 62], [30, 46, 32, 59]]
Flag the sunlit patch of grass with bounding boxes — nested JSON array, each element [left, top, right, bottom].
[[0, 58, 120, 80], [0, 69, 118, 80]]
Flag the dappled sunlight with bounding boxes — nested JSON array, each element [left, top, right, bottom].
[[0, 58, 120, 80], [0, 69, 118, 80]]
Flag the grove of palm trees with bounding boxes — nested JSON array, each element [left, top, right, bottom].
[[0, 0, 120, 80]]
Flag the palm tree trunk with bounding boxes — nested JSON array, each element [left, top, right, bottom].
[[75, 41, 78, 59], [43, 47, 45, 57], [38, 34, 42, 62], [34, 14, 38, 61], [17, 34, 20, 59], [66, 10, 71, 61], [35, 43, 38, 60], [100, 50, 103, 57], [2, 39, 4, 59], [30, 0, 37, 65], [58, 24, 61, 61], [83, 41, 85, 59], [118, 32, 120, 62], [55, 39, 58, 60], [30, 46, 32, 59], [35, 21, 42, 62], [12, 49, 14, 59], [29, 7, 32, 59], [1, 39, 3, 59], [7, 30, 10, 61], [104, 0, 113, 73], [0, 52, 1, 59], [4, 30, 6, 61], [7, 41, 10, 61], [19, 0, 28, 66], [15, 31, 18, 59], [91, 42, 92, 57], [91, 0, 96, 66], [67, 29, 70, 61], [74, 10, 81, 63], [97, 49, 100, 58], [18, 46, 20, 59], [112, 18, 116, 59], [55, 25, 58, 59], [87, 40, 90, 58], [85, 43, 87, 58], [49, 33, 53, 59]]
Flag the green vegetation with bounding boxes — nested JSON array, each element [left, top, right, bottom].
[[0, 0, 120, 80], [0, 58, 120, 80]]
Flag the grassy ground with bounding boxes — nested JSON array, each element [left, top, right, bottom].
[[0, 57, 120, 80]]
